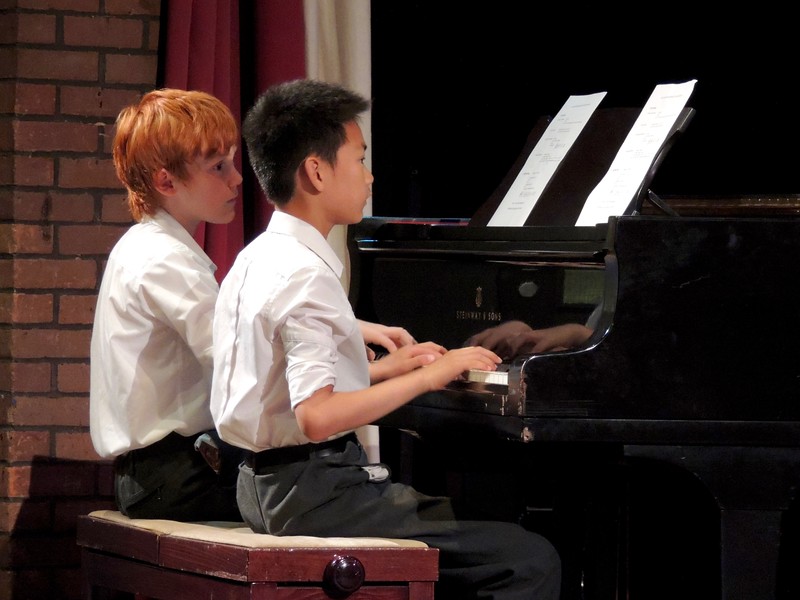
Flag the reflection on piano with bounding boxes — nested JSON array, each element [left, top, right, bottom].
[[349, 206, 800, 599]]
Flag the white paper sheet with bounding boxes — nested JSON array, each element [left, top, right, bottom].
[[575, 80, 697, 226], [487, 91, 607, 227]]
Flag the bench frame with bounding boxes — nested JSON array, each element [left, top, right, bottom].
[[77, 511, 438, 599]]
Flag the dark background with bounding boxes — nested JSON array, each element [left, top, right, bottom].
[[370, 4, 799, 219]]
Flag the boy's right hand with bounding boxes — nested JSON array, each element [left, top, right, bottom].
[[418, 345, 502, 391]]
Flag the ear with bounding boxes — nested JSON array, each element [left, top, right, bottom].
[[153, 168, 178, 196], [300, 156, 325, 192]]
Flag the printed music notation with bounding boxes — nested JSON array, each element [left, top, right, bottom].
[[576, 79, 697, 226], [487, 91, 607, 227]]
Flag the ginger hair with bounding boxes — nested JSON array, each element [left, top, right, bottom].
[[112, 89, 238, 221]]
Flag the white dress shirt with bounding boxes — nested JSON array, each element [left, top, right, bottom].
[[90, 210, 218, 457], [211, 211, 368, 452]]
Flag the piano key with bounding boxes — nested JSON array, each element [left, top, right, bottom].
[[466, 368, 509, 386]]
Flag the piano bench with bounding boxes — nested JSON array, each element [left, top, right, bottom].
[[76, 510, 438, 599]]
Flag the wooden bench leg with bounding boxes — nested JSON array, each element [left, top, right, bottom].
[[407, 580, 435, 599]]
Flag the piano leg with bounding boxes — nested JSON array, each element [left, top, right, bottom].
[[625, 445, 800, 600], [722, 508, 781, 599], [580, 451, 719, 600], [379, 430, 800, 599]]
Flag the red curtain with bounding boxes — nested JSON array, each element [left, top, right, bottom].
[[160, 0, 306, 281]]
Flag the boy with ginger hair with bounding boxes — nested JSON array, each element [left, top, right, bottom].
[[90, 89, 245, 521]]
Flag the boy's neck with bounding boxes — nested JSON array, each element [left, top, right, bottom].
[[277, 204, 332, 239]]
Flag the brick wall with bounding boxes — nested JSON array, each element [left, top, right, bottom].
[[0, 1, 161, 598]]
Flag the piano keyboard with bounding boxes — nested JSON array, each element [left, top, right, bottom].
[[466, 366, 509, 386]]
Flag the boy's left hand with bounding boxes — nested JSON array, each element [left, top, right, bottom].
[[368, 341, 445, 383], [358, 319, 416, 359]]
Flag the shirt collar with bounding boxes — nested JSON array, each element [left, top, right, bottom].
[[267, 211, 344, 278], [144, 209, 217, 274]]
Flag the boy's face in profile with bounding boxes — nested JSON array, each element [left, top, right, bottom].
[[165, 146, 243, 231], [321, 121, 374, 227]]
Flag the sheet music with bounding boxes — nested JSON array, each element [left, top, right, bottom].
[[575, 80, 697, 226], [487, 91, 607, 227]]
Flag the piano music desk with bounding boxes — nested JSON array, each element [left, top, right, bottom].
[[77, 510, 438, 599]]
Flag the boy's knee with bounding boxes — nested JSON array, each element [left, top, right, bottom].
[[505, 527, 561, 591]]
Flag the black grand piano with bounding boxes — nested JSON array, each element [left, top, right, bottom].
[[348, 107, 800, 599]]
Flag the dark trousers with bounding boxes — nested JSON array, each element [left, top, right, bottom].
[[114, 431, 244, 522], [237, 435, 561, 600]]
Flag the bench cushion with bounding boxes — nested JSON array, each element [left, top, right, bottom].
[[86, 509, 428, 548]]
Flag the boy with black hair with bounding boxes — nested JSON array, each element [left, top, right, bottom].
[[211, 79, 561, 599]]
